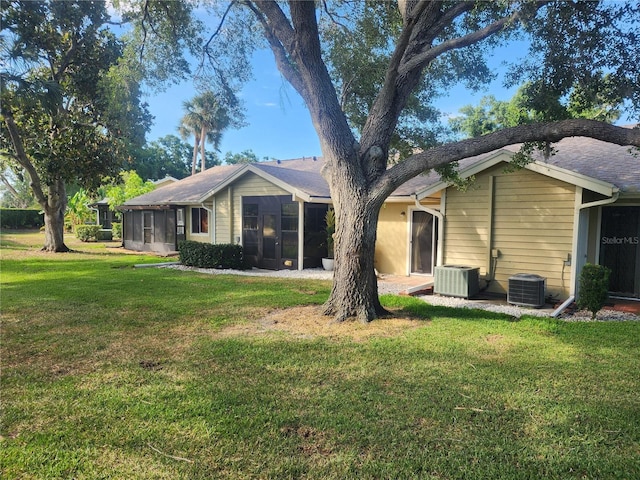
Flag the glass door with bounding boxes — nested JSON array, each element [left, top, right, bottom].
[[600, 206, 640, 297], [411, 211, 437, 275], [261, 213, 279, 269]]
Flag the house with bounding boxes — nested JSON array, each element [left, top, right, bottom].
[[121, 136, 640, 301], [93, 176, 178, 229]]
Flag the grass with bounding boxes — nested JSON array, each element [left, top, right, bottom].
[[2, 230, 639, 479]]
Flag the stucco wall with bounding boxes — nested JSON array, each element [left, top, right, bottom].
[[443, 163, 576, 300], [375, 203, 410, 275]]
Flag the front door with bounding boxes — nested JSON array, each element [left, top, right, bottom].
[[261, 212, 279, 270], [411, 210, 437, 275], [599, 206, 640, 297]]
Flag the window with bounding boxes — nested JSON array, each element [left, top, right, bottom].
[[191, 208, 209, 234]]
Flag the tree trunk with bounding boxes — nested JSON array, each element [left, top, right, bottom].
[[41, 179, 69, 252], [200, 126, 207, 171], [322, 164, 387, 323], [191, 136, 199, 175]]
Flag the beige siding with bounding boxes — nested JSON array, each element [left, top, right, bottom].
[[375, 203, 410, 275], [443, 164, 576, 300], [443, 174, 491, 274], [214, 191, 231, 244], [492, 170, 574, 299]]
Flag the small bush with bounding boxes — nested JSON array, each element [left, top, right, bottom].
[[111, 222, 122, 239], [95, 229, 113, 241], [75, 225, 101, 242], [1, 208, 44, 229], [577, 263, 611, 319], [179, 240, 244, 269]]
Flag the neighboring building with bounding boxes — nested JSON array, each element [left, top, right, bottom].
[[121, 137, 640, 301], [92, 176, 178, 229]]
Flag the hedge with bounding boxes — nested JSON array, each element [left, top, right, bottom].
[[1, 208, 44, 229], [178, 240, 245, 269], [75, 225, 101, 242]]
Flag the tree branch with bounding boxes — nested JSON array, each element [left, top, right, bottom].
[[3, 112, 47, 207], [374, 120, 640, 201], [399, 1, 550, 76], [246, 1, 306, 95]]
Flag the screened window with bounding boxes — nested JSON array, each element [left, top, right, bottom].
[[191, 208, 208, 234], [281, 202, 298, 259], [242, 203, 259, 256]]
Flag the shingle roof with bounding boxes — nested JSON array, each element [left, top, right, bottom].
[[123, 136, 640, 206]]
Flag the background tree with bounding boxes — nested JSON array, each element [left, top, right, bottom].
[[223, 149, 260, 165], [130, 134, 199, 181], [451, 78, 624, 138], [117, 1, 640, 322], [0, 159, 37, 208], [104, 171, 155, 212], [65, 189, 95, 230], [179, 91, 241, 175], [1, 0, 151, 252]]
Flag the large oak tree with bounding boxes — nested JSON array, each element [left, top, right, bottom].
[[1, 0, 151, 251], [123, 1, 640, 321]]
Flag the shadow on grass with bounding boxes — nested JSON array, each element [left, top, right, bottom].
[[381, 294, 518, 323]]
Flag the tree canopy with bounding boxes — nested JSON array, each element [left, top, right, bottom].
[[1, 0, 152, 251]]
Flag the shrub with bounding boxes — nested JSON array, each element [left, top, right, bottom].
[[577, 263, 611, 319], [0, 208, 44, 229], [75, 225, 101, 242], [179, 240, 244, 269], [95, 229, 113, 241], [111, 222, 122, 239]]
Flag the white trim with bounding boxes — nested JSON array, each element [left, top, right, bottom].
[[198, 164, 315, 204], [413, 149, 617, 200], [407, 199, 442, 276], [570, 187, 584, 296], [297, 201, 305, 271]]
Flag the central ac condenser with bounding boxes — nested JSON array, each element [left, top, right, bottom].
[[508, 273, 546, 308], [434, 265, 480, 299]]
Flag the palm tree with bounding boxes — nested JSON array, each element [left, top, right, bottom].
[[178, 92, 231, 175]]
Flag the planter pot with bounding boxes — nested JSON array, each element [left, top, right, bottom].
[[322, 258, 334, 271]]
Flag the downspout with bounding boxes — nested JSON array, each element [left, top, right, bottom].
[[552, 189, 619, 318], [411, 194, 444, 267]]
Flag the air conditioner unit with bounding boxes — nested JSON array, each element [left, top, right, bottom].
[[508, 274, 546, 308], [434, 266, 480, 299]]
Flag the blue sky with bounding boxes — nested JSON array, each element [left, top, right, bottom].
[[143, 47, 522, 161]]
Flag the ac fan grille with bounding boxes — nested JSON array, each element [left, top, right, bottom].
[[508, 274, 546, 308]]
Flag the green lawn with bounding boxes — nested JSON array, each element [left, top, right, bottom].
[[2, 231, 639, 479]]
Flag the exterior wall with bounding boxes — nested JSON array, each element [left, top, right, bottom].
[[214, 192, 231, 244], [375, 203, 410, 275], [443, 174, 492, 274], [443, 164, 576, 300], [122, 209, 177, 253]]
